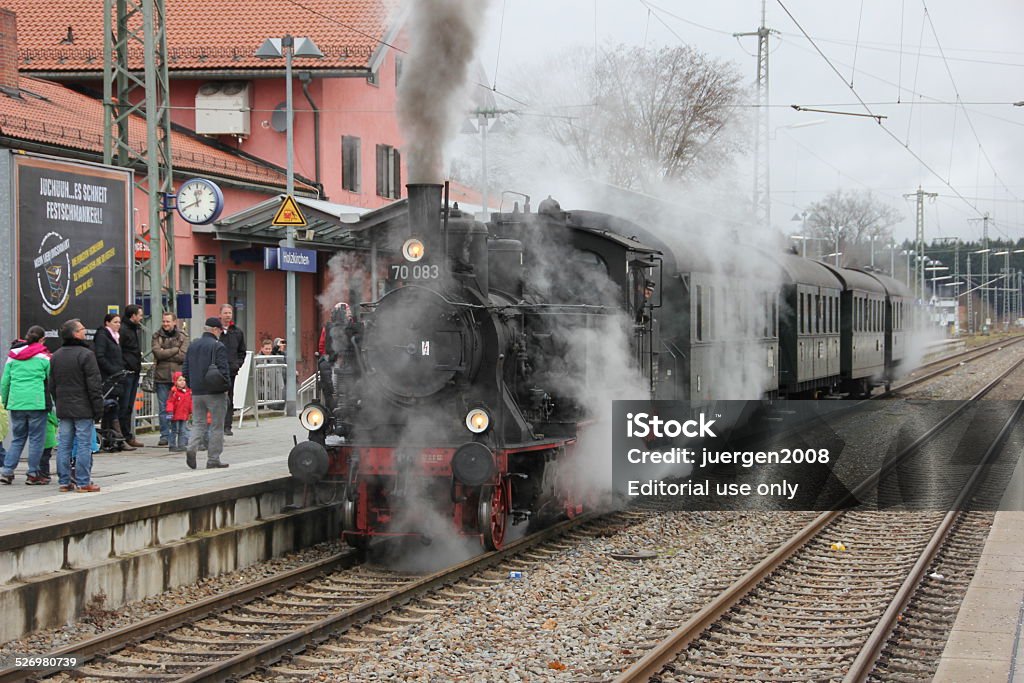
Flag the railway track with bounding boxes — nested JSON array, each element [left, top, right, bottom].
[[615, 356, 1024, 682], [4, 513, 663, 683], [883, 333, 1024, 396]]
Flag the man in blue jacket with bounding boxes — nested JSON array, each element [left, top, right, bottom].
[[181, 317, 230, 470]]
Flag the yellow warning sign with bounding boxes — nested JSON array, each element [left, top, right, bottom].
[[272, 195, 307, 227]]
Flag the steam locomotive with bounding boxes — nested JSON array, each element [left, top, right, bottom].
[[287, 183, 913, 550]]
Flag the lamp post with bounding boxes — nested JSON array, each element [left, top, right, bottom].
[[833, 225, 844, 267], [902, 250, 914, 288], [256, 35, 323, 416]]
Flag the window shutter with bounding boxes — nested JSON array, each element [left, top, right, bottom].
[[376, 144, 384, 197], [394, 149, 401, 198]]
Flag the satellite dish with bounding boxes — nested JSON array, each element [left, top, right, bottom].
[[198, 82, 221, 96], [222, 81, 246, 96], [270, 102, 289, 132]]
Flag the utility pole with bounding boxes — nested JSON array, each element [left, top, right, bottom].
[[734, 0, 776, 231], [904, 187, 938, 302], [103, 0, 174, 331]]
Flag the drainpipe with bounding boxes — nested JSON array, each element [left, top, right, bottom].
[[298, 71, 322, 197]]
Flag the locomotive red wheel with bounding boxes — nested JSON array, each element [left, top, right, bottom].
[[342, 499, 369, 550], [478, 482, 508, 551]]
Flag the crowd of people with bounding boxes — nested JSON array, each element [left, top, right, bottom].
[[0, 304, 248, 491]]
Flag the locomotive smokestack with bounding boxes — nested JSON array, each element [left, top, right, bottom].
[[407, 183, 443, 235]]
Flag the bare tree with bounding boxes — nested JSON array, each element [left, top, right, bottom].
[[805, 189, 902, 264], [474, 45, 747, 193]]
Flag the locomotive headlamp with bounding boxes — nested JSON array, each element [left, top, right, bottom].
[[402, 238, 425, 262], [465, 408, 491, 434], [299, 404, 326, 432]]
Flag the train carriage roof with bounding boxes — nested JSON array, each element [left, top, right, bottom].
[[819, 263, 888, 294], [774, 252, 845, 289], [858, 270, 913, 298], [565, 210, 661, 256]]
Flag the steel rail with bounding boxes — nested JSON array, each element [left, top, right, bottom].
[[172, 513, 597, 683], [0, 550, 361, 683], [843, 393, 1024, 682], [881, 334, 1024, 397], [615, 355, 1024, 683]]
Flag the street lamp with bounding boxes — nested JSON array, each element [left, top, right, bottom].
[[256, 34, 323, 416]]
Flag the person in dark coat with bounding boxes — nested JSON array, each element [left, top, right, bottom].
[[218, 304, 245, 435], [182, 317, 230, 470], [92, 312, 133, 450], [152, 311, 189, 446], [118, 303, 145, 447], [49, 319, 104, 492]]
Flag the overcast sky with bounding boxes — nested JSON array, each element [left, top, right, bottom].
[[471, 0, 1024, 246]]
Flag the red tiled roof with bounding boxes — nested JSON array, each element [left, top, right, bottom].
[[0, 76, 312, 190], [0, 0, 399, 73]]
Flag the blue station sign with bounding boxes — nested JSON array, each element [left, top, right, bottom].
[[264, 246, 317, 273]]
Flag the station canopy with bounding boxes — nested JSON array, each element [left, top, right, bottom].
[[208, 195, 370, 251]]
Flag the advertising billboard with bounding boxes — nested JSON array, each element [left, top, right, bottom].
[[12, 154, 132, 347]]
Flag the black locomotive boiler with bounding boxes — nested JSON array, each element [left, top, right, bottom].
[[288, 184, 662, 550]]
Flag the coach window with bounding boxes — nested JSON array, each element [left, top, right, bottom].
[[695, 285, 703, 341]]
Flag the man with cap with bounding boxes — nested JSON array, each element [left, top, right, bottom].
[[181, 317, 231, 470]]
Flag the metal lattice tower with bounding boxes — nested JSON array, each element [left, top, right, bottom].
[[103, 0, 175, 326], [734, 0, 774, 230], [904, 186, 937, 301]]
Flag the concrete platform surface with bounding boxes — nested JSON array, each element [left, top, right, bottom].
[[0, 416, 303, 543], [933, 447, 1024, 683]]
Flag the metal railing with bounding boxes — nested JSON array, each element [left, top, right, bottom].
[[133, 357, 310, 432]]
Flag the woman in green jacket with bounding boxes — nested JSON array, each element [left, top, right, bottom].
[[0, 326, 52, 484]]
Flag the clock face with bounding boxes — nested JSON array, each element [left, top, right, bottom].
[[176, 178, 224, 225]]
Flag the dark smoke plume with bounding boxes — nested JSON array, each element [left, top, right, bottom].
[[397, 0, 491, 183]]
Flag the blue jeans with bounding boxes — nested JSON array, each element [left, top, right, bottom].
[[2, 409, 48, 477], [58, 418, 94, 487], [170, 420, 190, 448], [155, 382, 172, 441]]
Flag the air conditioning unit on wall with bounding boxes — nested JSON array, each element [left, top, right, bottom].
[[195, 81, 251, 136]]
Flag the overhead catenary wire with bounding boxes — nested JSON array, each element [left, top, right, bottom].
[[775, 0, 1013, 237]]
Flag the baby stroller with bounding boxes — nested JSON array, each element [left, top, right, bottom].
[[97, 370, 130, 452]]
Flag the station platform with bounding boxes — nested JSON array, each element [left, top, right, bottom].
[[934, 450, 1024, 682], [0, 416, 345, 642], [0, 416, 300, 541]]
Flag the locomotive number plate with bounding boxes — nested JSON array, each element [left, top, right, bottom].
[[390, 264, 440, 280]]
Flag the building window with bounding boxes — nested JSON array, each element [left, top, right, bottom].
[[376, 144, 401, 199], [366, 68, 379, 87], [342, 136, 361, 192], [192, 255, 217, 304]]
